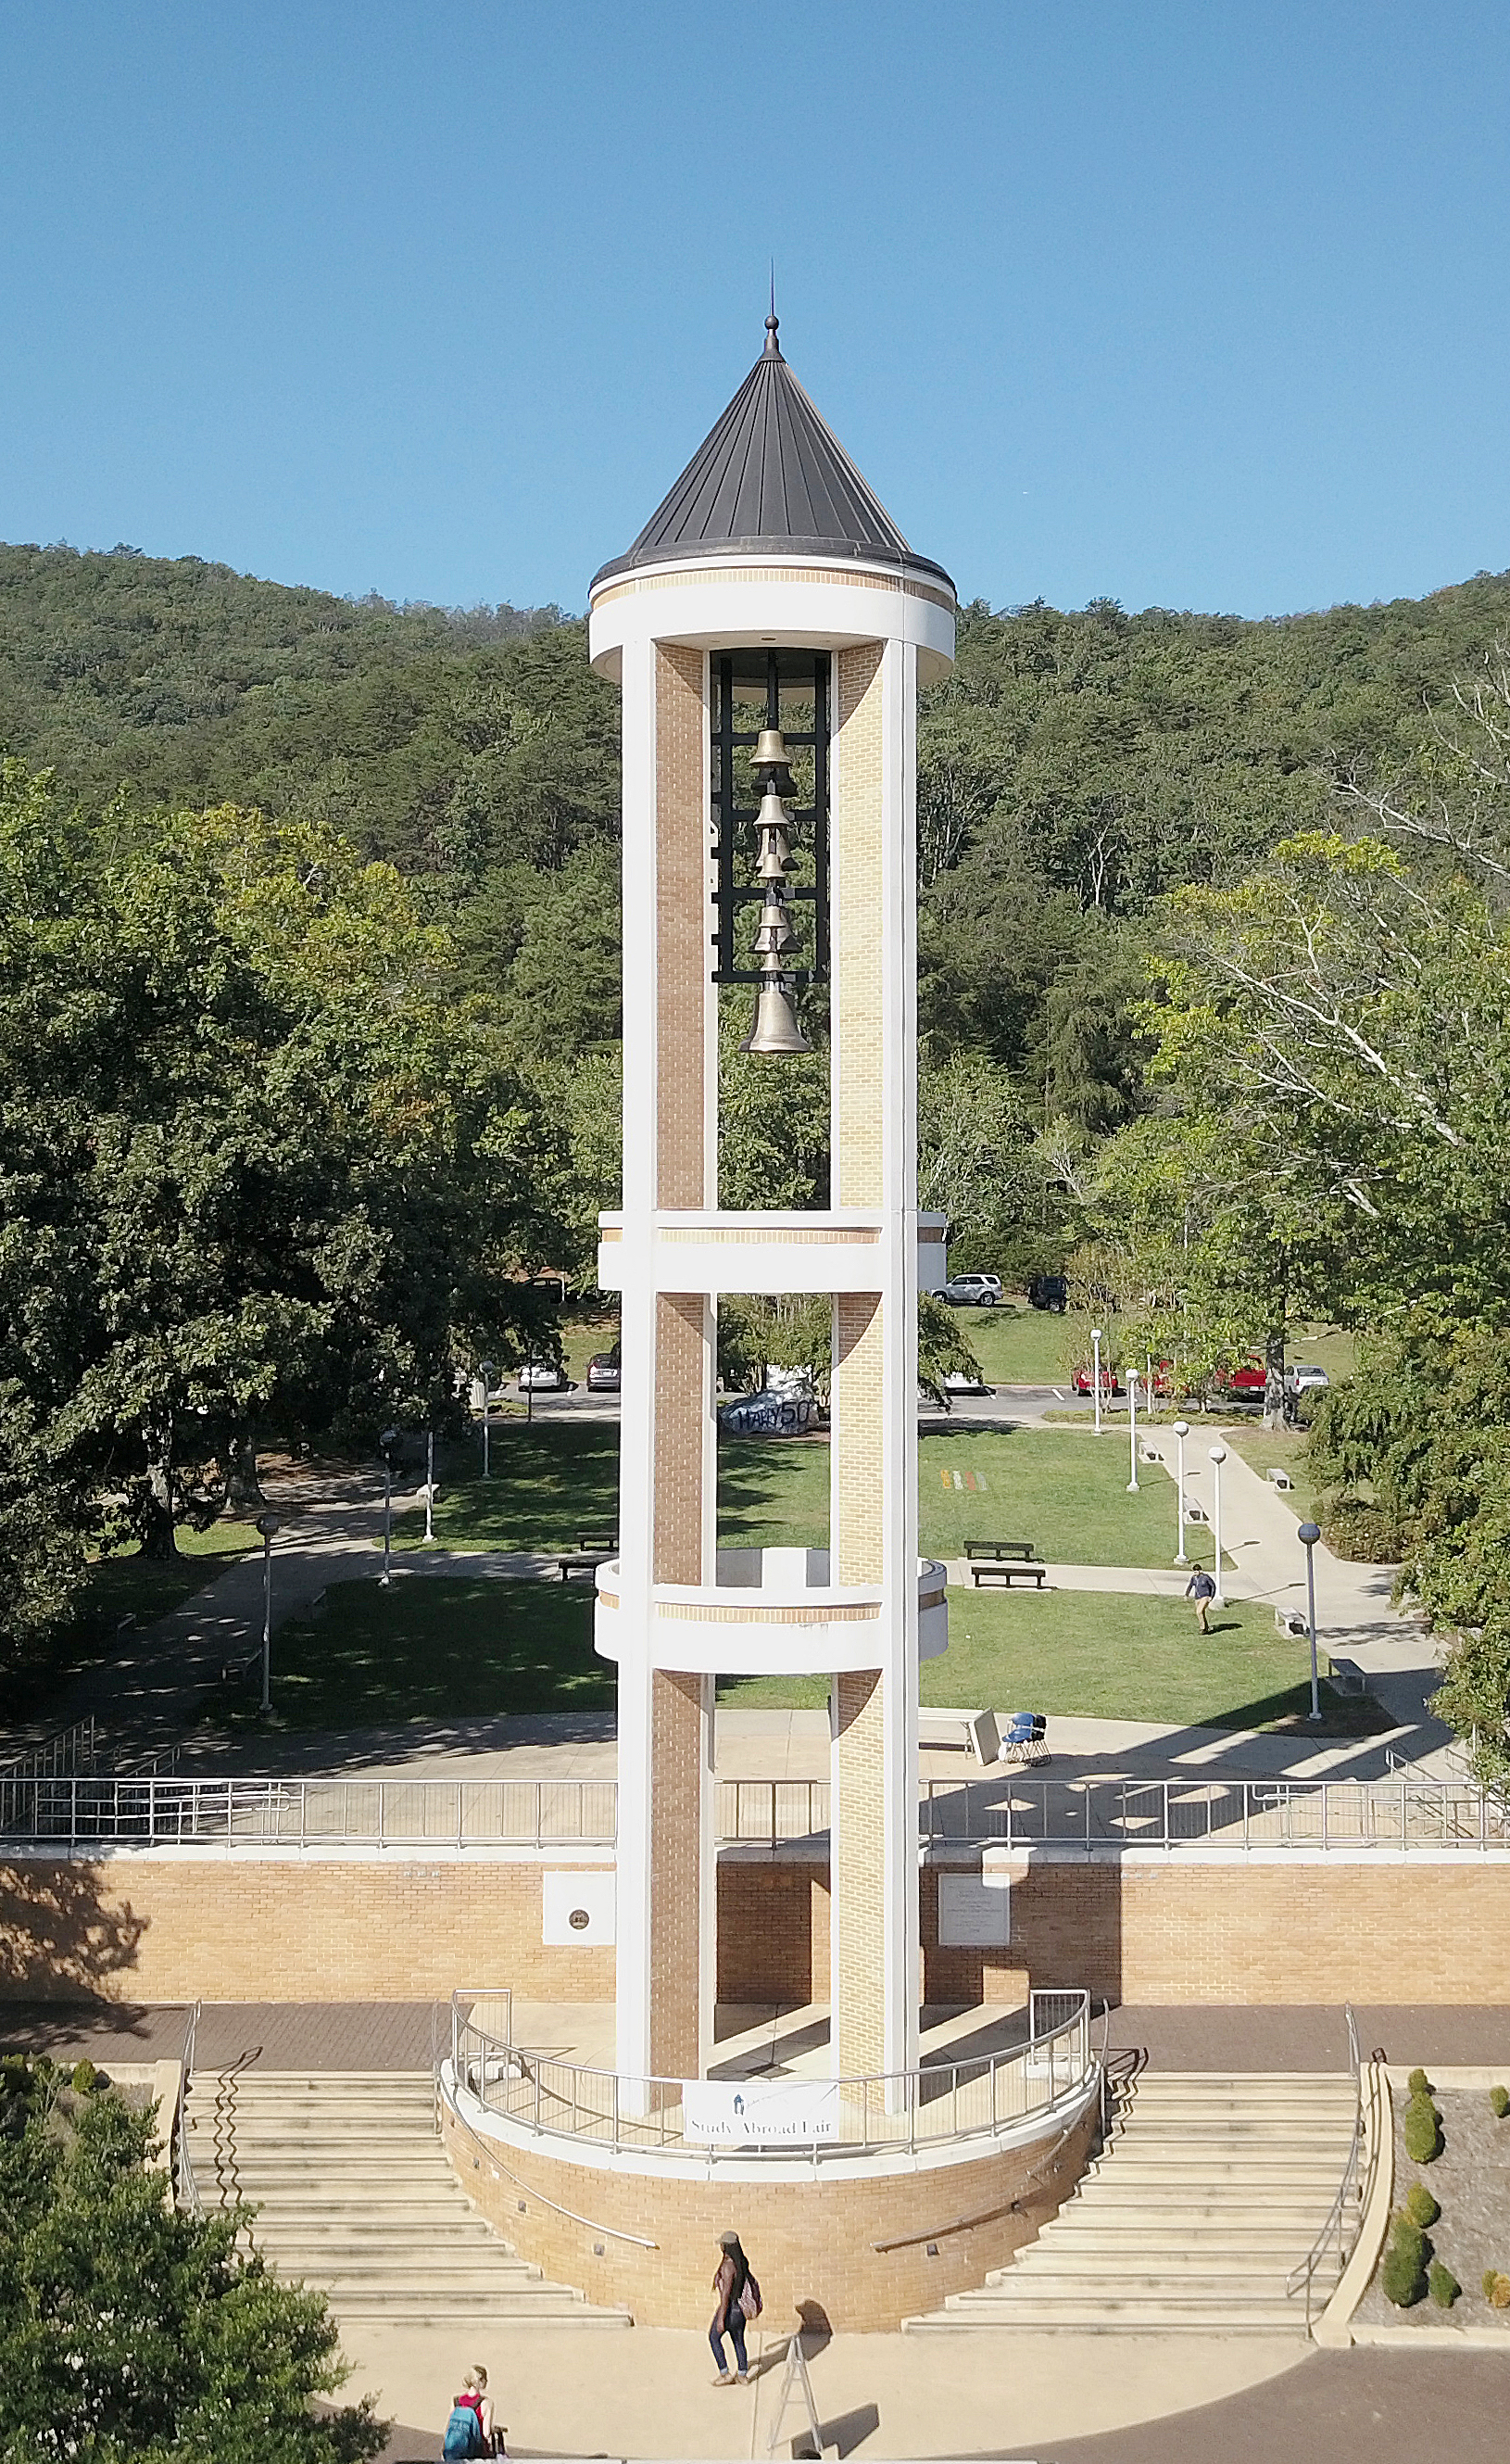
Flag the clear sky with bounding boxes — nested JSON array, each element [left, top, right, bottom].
[[4, 2, 1508, 620]]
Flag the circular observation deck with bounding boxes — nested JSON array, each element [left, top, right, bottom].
[[595, 1546, 948, 1676]]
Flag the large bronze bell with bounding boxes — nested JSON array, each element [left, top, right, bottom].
[[740, 980, 811, 1055]]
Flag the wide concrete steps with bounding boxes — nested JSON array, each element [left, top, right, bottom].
[[905, 2070, 1356, 2334], [185, 2069, 628, 2327]]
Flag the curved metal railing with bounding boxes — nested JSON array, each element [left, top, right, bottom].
[[446, 1987, 1094, 2163], [1286, 2004, 1379, 2331]]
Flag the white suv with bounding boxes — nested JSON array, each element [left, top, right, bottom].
[[943, 1272, 1002, 1308]]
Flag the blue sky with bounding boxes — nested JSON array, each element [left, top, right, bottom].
[[3, 2, 1508, 620]]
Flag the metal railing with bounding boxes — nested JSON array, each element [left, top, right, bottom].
[[0, 1715, 97, 1822], [6, 1770, 1507, 1858], [918, 1776, 1510, 1854], [173, 2000, 204, 2217], [0, 1775, 619, 1850], [446, 1987, 1093, 2162], [1287, 2005, 1380, 2331]]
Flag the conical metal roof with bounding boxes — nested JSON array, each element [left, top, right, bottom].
[[591, 318, 953, 594]]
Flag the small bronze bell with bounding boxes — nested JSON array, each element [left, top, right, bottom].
[[753, 727, 789, 769]]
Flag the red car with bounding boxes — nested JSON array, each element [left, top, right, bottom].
[[1221, 1360, 1267, 1401]]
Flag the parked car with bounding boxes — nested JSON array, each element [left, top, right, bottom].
[[941, 1368, 992, 1394], [1221, 1360, 1268, 1401], [942, 1272, 1002, 1308], [586, 1346, 621, 1394], [1027, 1275, 1068, 1314], [1072, 1365, 1121, 1396], [518, 1360, 570, 1392], [1288, 1363, 1330, 1395]]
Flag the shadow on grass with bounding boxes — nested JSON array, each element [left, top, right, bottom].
[[395, 1423, 620, 1556], [229, 1575, 615, 1729]]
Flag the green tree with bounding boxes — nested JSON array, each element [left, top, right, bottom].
[[0, 2059, 384, 2463]]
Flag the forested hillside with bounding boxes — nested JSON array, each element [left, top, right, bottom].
[[6, 542, 1510, 1109]]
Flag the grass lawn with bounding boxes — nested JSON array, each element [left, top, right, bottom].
[[395, 1423, 620, 1554], [719, 1587, 1380, 1734], [70, 1521, 260, 1636], [252, 1575, 612, 1728], [959, 1304, 1079, 1387], [1223, 1426, 1321, 1524], [405, 1422, 1215, 1573]]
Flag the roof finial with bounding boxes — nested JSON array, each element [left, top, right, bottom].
[[765, 262, 779, 355]]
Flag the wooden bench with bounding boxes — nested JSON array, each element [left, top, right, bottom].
[[965, 1540, 1038, 1563], [970, 1561, 1048, 1589], [576, 1534, 618, 1556], [556, 1552, 613, 1583]]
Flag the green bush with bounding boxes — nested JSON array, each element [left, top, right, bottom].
[[69, 2058, 97, 2093], [1428, 2261, 1460, 2308], [1404, 2183, 1441, 2230], [1382, 2243, 1428, 2306], [1404, 2093, 1443, 2165], [1491, 2085, 1509, 2119], [1323, 1499, 1412, 1561], [1485, 2269, 1510, 2308], [1407, 2066, 1432, 2100]]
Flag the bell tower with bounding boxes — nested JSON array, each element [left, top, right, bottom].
[[588, 317, 955, 2091]]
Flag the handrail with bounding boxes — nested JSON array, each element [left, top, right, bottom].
[[447, 1986, 1094, 2161], [0, 1713, 97, 1798], [5, 1771, 1509, 1856], [173, 1999, 204, 2216], [1287, 2005, 1368, 2331]]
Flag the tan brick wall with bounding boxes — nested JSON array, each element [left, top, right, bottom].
[[12, 1850, 1510, 2018], [648, 1669, 704, 2079], [832, 642, 885, 1209], [832, 1669, 887, 2078], [652, 1294, 705, 1586], [831, 1295, 884, 1586], [716, 1858, 830, 2003], [441, 2086, 1097, 2331], [0, 1858, 612, 2003], [654, 642, 707, 1209]]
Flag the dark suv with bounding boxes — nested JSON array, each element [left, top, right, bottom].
[[1027, 1275, 1068, 1314]]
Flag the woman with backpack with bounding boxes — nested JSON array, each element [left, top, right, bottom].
[[710, 2230, 761, 2384]]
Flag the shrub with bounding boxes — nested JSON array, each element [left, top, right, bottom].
[[1404, 2093, 1442, 2165], [1428, 2261, 1460, 2308], [1485, 2270, 1510, 2308], [69, 2058, 97, 2093], [1382, 2243, 1428, 2306], [1491, 2085, 1509, 2119], [1390, 2216, 1427, 2267], [1404, 2183, 1441, 2230], [1324, 1499, 1411, 1561], [1407, 2066, 1432, 2100]]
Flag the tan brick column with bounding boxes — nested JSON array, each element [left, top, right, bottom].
[[830, 643, 890, 2079], [644, 640, 712, 2082]]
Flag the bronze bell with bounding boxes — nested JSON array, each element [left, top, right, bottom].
[[753, 727, 789, 769], [740, 980, 811, 1055]]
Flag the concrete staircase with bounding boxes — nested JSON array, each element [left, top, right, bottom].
[[184, 2068, 628, 2326], [906, 2070, 1358, 2332]]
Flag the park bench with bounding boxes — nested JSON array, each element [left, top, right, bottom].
[[1266, 1467, 1293, 1492], [1275, 1606, 1310, 1640], [1328, 1657, 1367, 1698], [556, 1550, 614, 1583], [966, 1544, 1048, 1590], [576, 1533, 618, 1556]]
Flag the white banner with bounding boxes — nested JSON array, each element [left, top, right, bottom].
[[683, 2077, 840, 2144]]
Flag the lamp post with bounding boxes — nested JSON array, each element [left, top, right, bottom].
[[256, 1514, 281, 1714], [1208, 1444, 1227, 1604], [1299, 1521, 1323, 1721], [424, 1429, 435, 1543], [1091, 1327, 1103, 1435], [1126, 1368, 1140, 1492], [379, 1428, 397, 1586], [481, 1363, 494, 1479], [1172, 1419, 1190, 1565]]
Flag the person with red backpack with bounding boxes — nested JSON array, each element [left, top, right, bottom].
[[710, 2230, 761, 2384]]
